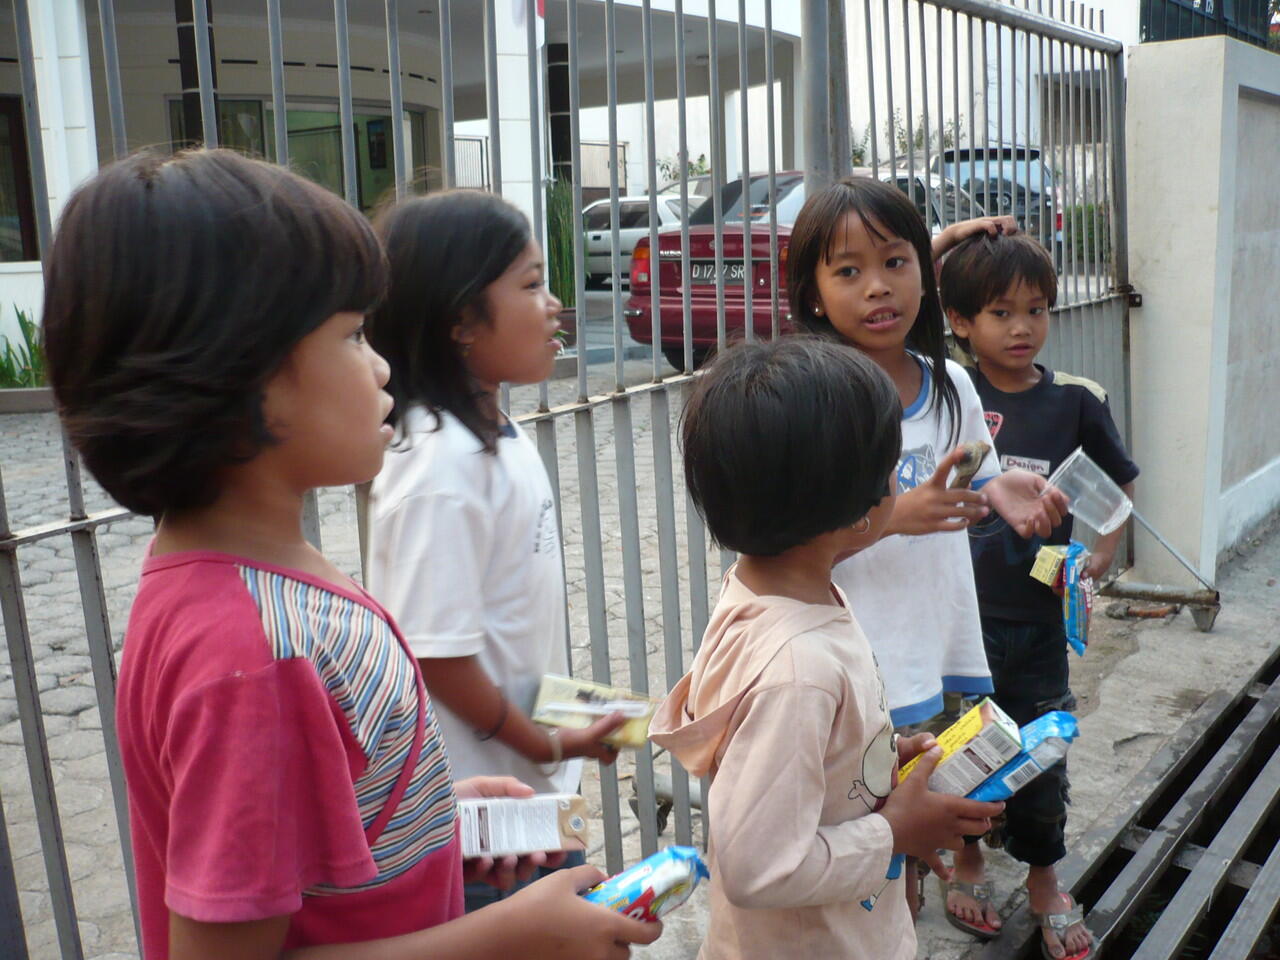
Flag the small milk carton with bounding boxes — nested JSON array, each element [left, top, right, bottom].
[[899, 698, 1023, 797], [457, 793, 589, 859]]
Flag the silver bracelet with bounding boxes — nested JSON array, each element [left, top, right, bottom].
[[537, 727, 563, 774]]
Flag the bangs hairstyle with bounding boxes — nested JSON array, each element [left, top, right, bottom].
[[939, 231, 1058, 334], [787, 176, 960, 446], [42, 148, 386, 517], [368, 190, 531, 453], [681, 337, 902, 557]]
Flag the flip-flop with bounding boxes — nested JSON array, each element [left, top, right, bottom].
[[942, 879, 1002, 941], [1032, 893, 1093, 960]]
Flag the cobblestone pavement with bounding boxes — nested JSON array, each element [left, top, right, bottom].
[[0, 358, 719, 959]]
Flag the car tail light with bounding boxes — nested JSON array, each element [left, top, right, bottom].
[[1055, 210, 1063, 232], [630, 239, 651, 288]]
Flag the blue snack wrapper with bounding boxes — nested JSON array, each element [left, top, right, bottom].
[[969, 712, 1079, 803], [1062, 541, 1093, 656], [583, 846, 709, 922]]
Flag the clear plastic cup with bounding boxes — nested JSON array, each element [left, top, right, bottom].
[[1045, 447, 1132, 535]]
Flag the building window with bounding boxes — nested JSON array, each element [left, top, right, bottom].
[[0, 96, 39, 262]]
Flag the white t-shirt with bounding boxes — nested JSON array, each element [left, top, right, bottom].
[[833, 357, 999, 728], [367, 406, 576, 793]]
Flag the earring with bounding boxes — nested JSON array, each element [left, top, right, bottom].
[[813, 305, 822, 315], [852, 516, 871, 535], [460, 343, 471, 358]]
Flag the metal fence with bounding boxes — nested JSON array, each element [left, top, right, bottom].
[[1140, 0, 1277, 48], [0, 0, 1128, 956]]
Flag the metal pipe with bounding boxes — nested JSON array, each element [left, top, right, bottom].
[[643, 0, 661, 380], [864, 0, 880, 173], [765, 0, 780, 337], [96, 0, 127, 157], [482, 0, 502, 192], [334, 0, 359, 206], [708, 0, 726, 353], [802, 0, 833, 191], [940, 0, 1120, 51], [882, 0, 897, 174], [605, 0, 624, 389], [1098, 581, 1219, 609], [738, 0, 753, 342], [674, 0, 694, 371], [385, 0, 407, 197], [902, 0, 915, 198], [267, 0, 289, 165], [192, 0, 218, 146], [440, 0, 456, 187], [567, 0, 590, 400]]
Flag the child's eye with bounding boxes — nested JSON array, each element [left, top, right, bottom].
[[991, 310, 1009, 318], [1030, 307, 1045, 316], [349, 326, 366, 343], [527, 279, 545, 291], [886, 256, 906, 269], [836, 266, 858, 278]]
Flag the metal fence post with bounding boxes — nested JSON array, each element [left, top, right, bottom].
[[802, 0, 833, 192]]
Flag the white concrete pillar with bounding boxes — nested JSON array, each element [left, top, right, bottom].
[[491, 0, 543, 227]]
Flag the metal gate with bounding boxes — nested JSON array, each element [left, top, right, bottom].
[[0, 1, 1128, 957]]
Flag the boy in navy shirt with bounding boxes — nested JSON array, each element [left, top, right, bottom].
[[938, 233, 1138, 960]]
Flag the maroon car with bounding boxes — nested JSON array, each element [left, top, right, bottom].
[[624, 170, 982, 369]]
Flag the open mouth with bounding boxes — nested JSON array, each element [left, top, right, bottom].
[[862, 309, 900, 331]]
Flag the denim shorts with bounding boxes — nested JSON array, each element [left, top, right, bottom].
[[464, 848, 588, 913], [978, 615, 1076, 867]]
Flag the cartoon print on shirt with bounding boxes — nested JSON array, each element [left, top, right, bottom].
[[896, 442, 937, 493], [984, 410, 1004, 439], [847, 673, 898, 813]]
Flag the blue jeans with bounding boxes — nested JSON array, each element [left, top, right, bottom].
[[977, 616, 1075, 867], [464, 848, 587, 912]]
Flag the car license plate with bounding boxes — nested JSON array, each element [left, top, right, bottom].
[[690, 261, 746, 285]]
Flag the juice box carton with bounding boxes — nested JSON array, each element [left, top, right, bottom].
[[458, 793, 589, 859], [532, 674, 659, 749], [899, 698, 1023, 797]]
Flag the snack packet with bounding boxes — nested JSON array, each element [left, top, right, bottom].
[[532, 674, 659, 749], [457, 793, 589, 859], [969, 711, 1079, 803], [1062, 541, 1094, 656], [583, 846, 710, 922], [899, 698, 1023, 797]]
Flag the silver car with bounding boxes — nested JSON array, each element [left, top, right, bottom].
[[583, 196, 685, 287]]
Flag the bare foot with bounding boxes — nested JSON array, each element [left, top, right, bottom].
[[946, 842, 1002, 931], [1028, 865, 1092, 958]]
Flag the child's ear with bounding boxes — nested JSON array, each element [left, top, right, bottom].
[[946, 307, 972, 340]]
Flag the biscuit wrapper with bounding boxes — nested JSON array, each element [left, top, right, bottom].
[[583, 846, 710, 922], [532, 674, 659, 749], [1062, 541, 1094, 656], [969, 712, 1078, 802], [899, 698, 1023, 797]]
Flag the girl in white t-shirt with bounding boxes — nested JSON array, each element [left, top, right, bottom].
[[365, 191, 624, 910], [785, 178, 1070, 925]]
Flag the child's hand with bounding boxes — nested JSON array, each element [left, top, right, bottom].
[[498, 864, 664, 958], [986, 469, 1070, 538], [932, 215, 1019, 258], [888, 446, 990, 535], [559, 712, 627, 764], [1083, 549, 1114, 582], [456, 776, 568, 888], [896, 732, 938, 766], [880, 748, 1006, 880]]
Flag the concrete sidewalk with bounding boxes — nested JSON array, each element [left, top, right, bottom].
[[634, 519, 1280, 959]]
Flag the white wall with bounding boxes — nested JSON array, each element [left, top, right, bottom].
[[1126, 36, 1280, 586]]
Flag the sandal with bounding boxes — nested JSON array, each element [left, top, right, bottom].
[[942, 878, 1002, 941], [1032, 893, 1093, 960]]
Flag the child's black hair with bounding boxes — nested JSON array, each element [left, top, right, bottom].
[[681, 337, 902, 557], [42, 148, 386, 517], [367, 190, 531, 453], [787, 176, 960, 446], [940, 231, 1058, 355]]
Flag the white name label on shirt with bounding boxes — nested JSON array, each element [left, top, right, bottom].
[[1001, 454, 1052, 476]]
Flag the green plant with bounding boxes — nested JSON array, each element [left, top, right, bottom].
[[544, 177, 576, 311], [657, 152, 710, 183], [1064, 202, 1111, 266], [0, 308, 45, 388], [881, 110, 962, 159]]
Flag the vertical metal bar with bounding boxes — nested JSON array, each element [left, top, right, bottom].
[[575, 409, 623, 871], [675, 0, 694, 371], [60, 437, 141, 947], [951, 9, 960, 216], [1025, 16, 1033, 249], [935, 6, 946, 229], [267, 0, 289, 165], [708, 0, 727, 353], [1046, 1, 1058, 272], [864, 0, 880, 173], [642, 0, 662, 380], [1088, 15, 1103, 303], [613, 399, 658, 856], [980, 19, 990, 218], [966, 15, 976, 219], [386, 0, 407, 198], [1107, 45, 1131, 445], [440, 0, 456, 188], [11, 0, 50, 254], [882, 0, 897, 173], [918, 2, 933, 224], [651, 386, 691, 845], [765, 0, 780, 337], [96, 0, 127, 158], [802, 0, 833, 189], [902, 0, 915, 203], [605, 0, 624, 389], [1064, 27, 1077, 305], [192, 0, 218, 146], [525, 0, 544, 257], [482, 0, 503, 193], [334, 0, 359, 206], [828, 0, 851, 180], [738, 0, 753, 343], [996, 22, 1004, 217], [568, 0, 590, 399], [0, 781, 29, 960], [534, 421, 569, 665], [0, 470, 82, 959]]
